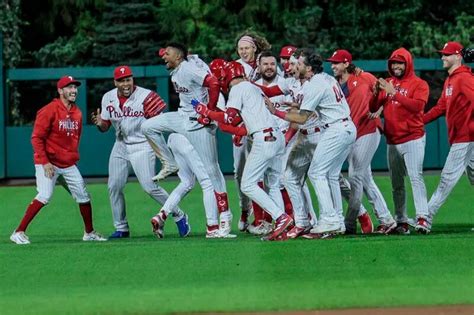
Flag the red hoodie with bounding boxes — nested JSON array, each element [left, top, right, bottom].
[[424, 65, 474, 144], [31, 98, 82, 168], [369, 48, 429, 145], [346, 71, 383, 139]]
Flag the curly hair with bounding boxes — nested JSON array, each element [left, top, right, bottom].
[[235, 29, 271, 55], [298, 48, 324, 74]]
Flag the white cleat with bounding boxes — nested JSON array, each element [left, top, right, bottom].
[[310, 220, 341, 234], [218, 211, 233, 237], [83, 231, 107, 242], [248, 221, 273, 235], [152, 164, 178, 181], [10, 231, 30, 245]]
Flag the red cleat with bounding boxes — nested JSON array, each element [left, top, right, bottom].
[[358, 212, 374, 234]]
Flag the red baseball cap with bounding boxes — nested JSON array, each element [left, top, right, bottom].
[[438, 41, 463, 55], [57, 76, 81, 89], [389, 55, 406, 63], [279, 45, 297, 58], [114, 65, 133, 80], [327, 50, 352, 63]]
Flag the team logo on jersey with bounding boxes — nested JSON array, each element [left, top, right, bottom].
[[445, 85, 453, 97], [394, 86, 408, 96], [106, 105, 144, 118], [172, 82, 190, 93], [353, 81, 358, 86], [59, 118, 79, 136]]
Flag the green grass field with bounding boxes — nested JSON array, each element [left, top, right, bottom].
[[0, 174, 473, 314]]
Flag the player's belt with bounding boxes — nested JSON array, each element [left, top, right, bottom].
[[300, 127, 321, 135], [251, 127, 277, 142], [322, 117, 349, 129]]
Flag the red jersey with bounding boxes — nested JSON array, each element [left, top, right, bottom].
[[424, 65, 474, 144], [369, 48, 429, 145], [31, 98, 82, 168], [346, 71, 382, 139]]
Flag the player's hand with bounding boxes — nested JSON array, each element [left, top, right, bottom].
[[264, 95, 276, 114], [232, 135, 243, 147], [91, 108, 102, 126], [43, 163, 55, 179], [378, 78, 396, 96], [283, 101, 300, 109], [368, 106, 384, 119], [197, 115, 211, 126], [372, 81, 381, 96]]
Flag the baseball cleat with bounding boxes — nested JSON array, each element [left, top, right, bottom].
[[407, 217, 417, 228], [267, 213, 293, 240], [301, 232, 334, 240], [310, 220, 341, 234], [151, 210, 167, 238], [206, 225, 220, 238], [10, 230, 30, 245], [175, 214, 191, 237], [415, 217, 431, 234], [83, 231, 107, 242], [286, 225, 311, 239], [238, 208, 253, 232], [152, 163, 178, 181], [248, 221, 273, 235], [218, 211, 233, 237], [374, 221, 397, 234], [358, 212, 374, 234], [393, 222, 410, 235], [108, 231, 130, 239]]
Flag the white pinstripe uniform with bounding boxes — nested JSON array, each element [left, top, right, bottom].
[[228, 81, 285, 220], [141, 58, 230, 220], [101, 86, 182, 232], [231, 59, 257, 213], [270, 78, 318, 227], [158, 94, 228, 227], [301, 73, 356, 232], [428, 143, 474, 217]]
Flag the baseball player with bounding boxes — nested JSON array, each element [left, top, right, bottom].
[[279, 45, 297, 68], [266, 48, 357, 235], [91, 66, 189, 238], [194, 61, 293, 241], [141, 42, 233, 237], [369, 47, 430, 234], [423, 41, 474, 231], [10, 76, 106, 245], [328, 49, 397, 234]]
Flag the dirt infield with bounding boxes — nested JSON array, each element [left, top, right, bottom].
[[221, 305, 474, 315]]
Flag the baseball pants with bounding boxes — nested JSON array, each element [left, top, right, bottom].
[[141, 112, 227, 193], [388, 135, 429, 223], [34, 164, 90, 204], [345, 130, 394, 229], [241, 129, 285, 220], [166, 134, 218, 226], [108, 141, 178, 231], [308, 120, 356, 225], [233, 137, 252, 212], [428, 142, 473, 217]]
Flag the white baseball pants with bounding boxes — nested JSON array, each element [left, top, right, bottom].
[[387, 135, 429, 223]]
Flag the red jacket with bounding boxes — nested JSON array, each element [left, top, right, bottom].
[[424, 65, 474, 144], [31, 98, 82, 168], [346, 71, 382, 139], [369, 48, 429, 145]]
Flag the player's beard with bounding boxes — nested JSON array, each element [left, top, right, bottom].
[[262, 70, 277, 82], [65, 91, 77, 103]]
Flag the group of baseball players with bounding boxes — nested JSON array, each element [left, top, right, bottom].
[[9, 34, 473, 244]]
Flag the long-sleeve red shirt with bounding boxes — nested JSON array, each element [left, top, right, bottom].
[[369, 48, 429, 145], [31, 98, 82, 168], [346, 71, 383, 139], [424, 65, 474, 144]]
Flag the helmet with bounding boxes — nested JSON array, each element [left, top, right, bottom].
[[224, 61, 245, 91], [209, 59, 227, 80]]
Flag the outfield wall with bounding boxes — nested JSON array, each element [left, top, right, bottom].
[[0, 60, 459, 178]]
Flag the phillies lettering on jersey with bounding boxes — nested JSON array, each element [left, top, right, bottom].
[[106, 105, 145, 118], [58, 118, 79, 132], [172, 82, 190, 93]]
